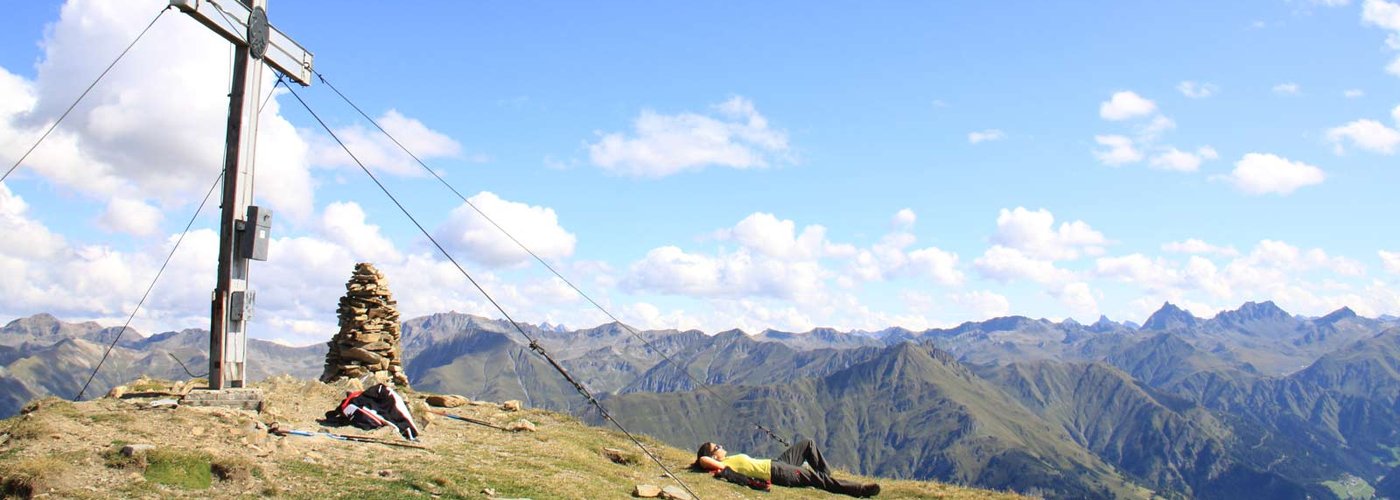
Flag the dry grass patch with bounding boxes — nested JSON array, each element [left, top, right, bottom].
[[0, 455, 67, 498], [124, 376, 178, 393], [2, 416, 52, 443], [18, 397, 76, 417]]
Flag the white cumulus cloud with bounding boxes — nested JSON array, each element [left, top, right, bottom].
[[0, 185, 66, 260], [1137, 116, 1177, 142], [314, 109, 463, 176], [321, 201, 400, 263], [892, 208, 917, 229], [1093, 135, 1143, 165], [1096, 254, 1183, 292], [1380, 250, 1400, 274], [949, 291, 1011, 320], [1086, 239, 1384, 320], [908, 247, 965, 286], [973, 245, 1075, 285], [0, 0, 316, 221], [624, 246, 823, 300], [1222, 153, 1325, 195], [1099, 91, 1158, 121], [627, 210, 965, 307], [723, 212, 830, 261], [434, 192, 577, 267], [98, 198, 163, 237], [1149, 146, 1218, 172], [1162, 239, 1239, 256], [1092, 94, 1209, 173], [991, 207, 1107, 260], [0, 183, 216, 332], [1363, 0, 1400, 76], [1327, 119, 1400, 154], [1053, 282, 1100, 321], [587, 96, 790, 177], [849, 232, 964, 286], [1364, 0, 1400, 30]]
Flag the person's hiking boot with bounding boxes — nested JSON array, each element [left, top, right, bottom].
[[857, 483, 880, 497]]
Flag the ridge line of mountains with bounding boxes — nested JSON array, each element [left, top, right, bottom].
[[2, 300, 1398, 499]]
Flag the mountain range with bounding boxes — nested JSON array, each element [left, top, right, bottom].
[[2, 301, 1398, 499]]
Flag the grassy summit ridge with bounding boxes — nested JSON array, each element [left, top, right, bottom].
[[0, 376, 1021, 499]]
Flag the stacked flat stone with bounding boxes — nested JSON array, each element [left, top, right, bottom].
[[320, 262, 410, 388]]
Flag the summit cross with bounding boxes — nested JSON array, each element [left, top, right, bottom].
[[170, 0, 314, 389]]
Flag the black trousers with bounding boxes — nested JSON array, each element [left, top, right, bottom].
[[768, 439, 868, 496]]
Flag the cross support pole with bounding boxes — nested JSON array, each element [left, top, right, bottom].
[[170, 0, 313, 389]]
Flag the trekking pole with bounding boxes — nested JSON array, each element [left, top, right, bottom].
[[429, 410, 510, 431], [272, 428, 429, 450]]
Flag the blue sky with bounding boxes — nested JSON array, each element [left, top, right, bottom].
[[2, 0, 1399, 345]]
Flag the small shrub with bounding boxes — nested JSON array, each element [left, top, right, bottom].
[[211, 455, 259, 482], [101, 446, 148, 470]]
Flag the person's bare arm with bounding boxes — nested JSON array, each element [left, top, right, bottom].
[[697, 456, 724, 471]]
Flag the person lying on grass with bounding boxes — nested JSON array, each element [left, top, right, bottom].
[[691, 439, 880, 497]]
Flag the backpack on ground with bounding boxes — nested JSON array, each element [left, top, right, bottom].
[[322, 383, 420, 440]]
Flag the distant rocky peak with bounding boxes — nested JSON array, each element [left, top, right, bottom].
[[4, 312, 58, 327], [1142, 302, 1199, 330], [877, 326, 914, 337], [809, 327, 842, 337], [1089, 315, 1121, 332], [1317, 306, 1358, 324], [539, 322, 569, 333], [1218, 300, 1291, 323], [874, 341, 959, 372], [713, 328, 748, 339], [1237, 299, 1288, 319], [1, 313, 112, 342], [980, 316, 1037, 333]]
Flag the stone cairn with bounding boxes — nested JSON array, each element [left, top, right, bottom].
[[320, 262, 410, 388]]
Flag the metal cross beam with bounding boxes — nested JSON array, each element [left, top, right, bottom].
[[171, 0, 313, 85], [170, 0, 314, 389]]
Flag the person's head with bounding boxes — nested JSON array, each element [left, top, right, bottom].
[[691, 442, 726, 469]]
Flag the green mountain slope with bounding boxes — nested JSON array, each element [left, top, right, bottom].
[[979, 360, 1313, 499], [599, 343, 1147, 499]]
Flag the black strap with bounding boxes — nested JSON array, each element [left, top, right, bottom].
[[715, 467, 770, 491]]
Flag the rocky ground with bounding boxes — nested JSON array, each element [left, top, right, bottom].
[[0, 375, 1025, 499]]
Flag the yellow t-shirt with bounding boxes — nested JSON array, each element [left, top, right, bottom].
[[721, 453, 771, 481]]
